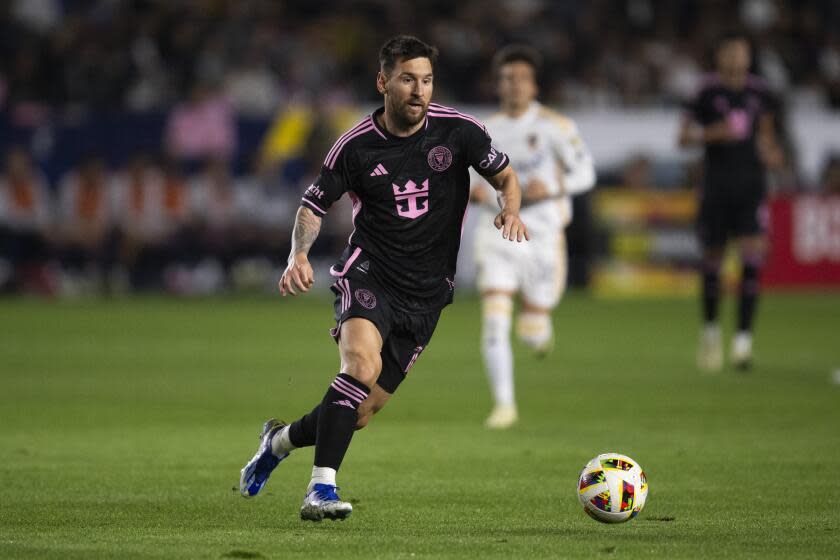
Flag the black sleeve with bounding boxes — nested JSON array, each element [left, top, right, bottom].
[[463, 121, 510, 177], [300, 150, 352, 217]]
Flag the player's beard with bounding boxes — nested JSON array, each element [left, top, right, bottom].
[[391, 97, 428, 129]]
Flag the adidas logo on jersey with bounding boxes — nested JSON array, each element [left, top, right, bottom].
[[355, 260, 370, 274], [369, 163, 388, 176]]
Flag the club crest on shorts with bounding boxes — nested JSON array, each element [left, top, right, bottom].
[[354, 288, 377, 309], [427, 146, 452, 172]]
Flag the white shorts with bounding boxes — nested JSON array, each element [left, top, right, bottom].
[[475, 226, 567, 309]]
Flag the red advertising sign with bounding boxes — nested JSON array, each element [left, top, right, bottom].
[[764, 196, 840, 287]]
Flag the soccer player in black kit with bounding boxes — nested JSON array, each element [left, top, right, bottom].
[[679, 32, 783, 371], [239, 36, 528, 521]]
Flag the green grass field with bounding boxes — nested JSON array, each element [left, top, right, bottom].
[[1, 293, 839, 559]]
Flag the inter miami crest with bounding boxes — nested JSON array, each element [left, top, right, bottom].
[[427, 146, 452, 172], [354, 288, 377, 309]]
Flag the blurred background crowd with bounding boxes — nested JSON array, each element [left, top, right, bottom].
[[4, 0, 840, 113], [1, 0, 839, 296]]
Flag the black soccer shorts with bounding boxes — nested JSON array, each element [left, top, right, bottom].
[[329, 271, 441, 394], [697, 192, 767, 249]]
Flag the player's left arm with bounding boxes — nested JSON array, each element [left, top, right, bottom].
[[554, 121, 596, 196], [484, 166, 530, 242], [279, 206, 321, 296]]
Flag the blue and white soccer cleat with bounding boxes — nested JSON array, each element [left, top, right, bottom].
[[239, 418, 289, 498], [299, 484, 353, 521]]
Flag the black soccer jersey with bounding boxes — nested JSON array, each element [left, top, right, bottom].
[[301, 103, 510, 312], [686, 73, 777, 197]]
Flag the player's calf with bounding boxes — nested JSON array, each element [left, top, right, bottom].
[[354, 384, 391, 430], [697, 324, 723, 372], [299, 373, 372, 521], [481, 293, 516, 427]]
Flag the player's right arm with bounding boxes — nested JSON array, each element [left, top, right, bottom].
[[279, 135, 353, 296], [279, 207, 320, 296]]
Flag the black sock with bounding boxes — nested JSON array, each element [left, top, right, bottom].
[[701, 261, 720, 324], [738, 260, 761, 332], [288, 405, 320, 448], [314, 373, 370, 471]]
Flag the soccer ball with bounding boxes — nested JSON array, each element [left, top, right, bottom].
[[577, 453, 648, 523]]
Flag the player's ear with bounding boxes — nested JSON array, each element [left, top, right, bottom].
[[376, 71, 388, 95]]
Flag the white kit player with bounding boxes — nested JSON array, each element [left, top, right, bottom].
[[470, 45, 595, 429]]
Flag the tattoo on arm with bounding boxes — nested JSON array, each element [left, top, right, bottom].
[[291, 207, 322, 256]]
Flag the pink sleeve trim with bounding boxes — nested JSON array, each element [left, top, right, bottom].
[[301, 198, 327, 215]]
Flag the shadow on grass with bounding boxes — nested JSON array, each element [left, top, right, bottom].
[[220, 550, 265, 559]]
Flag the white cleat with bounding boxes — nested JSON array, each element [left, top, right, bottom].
[[299, 484, 353, 522], [484, 404, 518, 429], [731, 331, 753, 371], [697, 324, 723, 372]]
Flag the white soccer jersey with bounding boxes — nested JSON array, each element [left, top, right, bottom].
[[472, 102, 595, 307], [472, 102, 595, 235]]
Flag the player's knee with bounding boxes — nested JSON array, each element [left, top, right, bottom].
[[341, 348, 382, 387]]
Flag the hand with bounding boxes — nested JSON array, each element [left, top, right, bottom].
[[279, 252, 314, 296], [704, 121, 739, 143], [494, 209, 530, 242], [523, 179, 550, 204]]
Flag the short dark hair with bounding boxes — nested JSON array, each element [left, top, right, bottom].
[[492, 44, 543, 77], [718, 29, 751, 49], [378, 35, 438, 75]]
